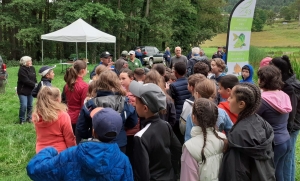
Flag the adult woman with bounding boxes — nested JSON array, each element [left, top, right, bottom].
[[17, 56, 37, 124], [63, 60, 89, 134]]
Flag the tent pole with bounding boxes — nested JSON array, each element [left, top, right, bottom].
[[86, 42, 87, 60], [114, 43, 116, 61], [76, 42, 78, 60], [42, 40, 44, 65]]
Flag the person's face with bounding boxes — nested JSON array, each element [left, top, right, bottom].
[[123, 63, 128, 68], [218, 47, 222, 52], [242, 69, 250, 79], [26, 60, 32, 67], [211, 61, 220, 74], [136, 48, 141, 52], [101, 56, 112, 66], [175, 47, 181, 57], [187, 83, 194, 94], [129, 54, 135, 60], [223, 48, 226, 53], [46, 70, 55, 80], [81, 67, 88, 77], [228, 87, 244, 114], [119, 73, 133, 90], [135, 97, 146, 117], [218, 83, 230, 99]]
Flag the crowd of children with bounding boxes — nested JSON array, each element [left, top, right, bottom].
[[24, 50, 300, 181]]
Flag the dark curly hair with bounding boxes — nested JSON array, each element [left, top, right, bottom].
[[192, 98, 227, 163], [174, 61, 186, 76], [271, 55, 294, 81], [232, 83, 261, 123], [193, 61, 210, 77], [257, 65, 284, 90]]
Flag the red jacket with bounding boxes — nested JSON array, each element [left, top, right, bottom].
[[218, 101, 238, 124], [65, 77, 88, 124]]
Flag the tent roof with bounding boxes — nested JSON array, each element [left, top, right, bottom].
[[41, 18, 116, 43]]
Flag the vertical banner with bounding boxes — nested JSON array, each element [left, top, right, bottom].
[[226, 0, 257, 75]]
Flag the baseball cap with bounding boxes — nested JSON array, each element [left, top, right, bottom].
[[90, 107, 122, 142], [121, 50, 128, 56], [39, 65, 56, 76], [128, 50, 135, 55], [100, 51, 112, 58], [129, 81, 166, 113]]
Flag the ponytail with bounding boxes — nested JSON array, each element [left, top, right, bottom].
[[64, 60, 87, 91]]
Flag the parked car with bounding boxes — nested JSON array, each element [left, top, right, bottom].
[[135, 46, 165, 67], [0, 56, 8, 93]]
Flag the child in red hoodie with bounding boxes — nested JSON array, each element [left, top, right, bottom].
[[218, 75, 239, 124]]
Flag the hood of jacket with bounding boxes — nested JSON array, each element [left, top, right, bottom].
[[190, 55, 208, 62], [228, 114, 274, 160], [262, 90, 292, 114], [77, 141, 123, 175], [241, 64, 254, 83]]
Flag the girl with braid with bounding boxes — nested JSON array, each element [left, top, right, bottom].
[[219, 83, 276, 181], [181, 98, 227, 181]]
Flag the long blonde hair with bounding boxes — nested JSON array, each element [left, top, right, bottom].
[[32, 86, 67, 122]]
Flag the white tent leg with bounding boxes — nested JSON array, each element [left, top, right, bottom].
[[86, 42, 87, 59], [42, 40, 44, 65], [76, 42, 78, 60]]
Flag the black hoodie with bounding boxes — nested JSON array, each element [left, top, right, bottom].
[[219, 114, 276, 181]]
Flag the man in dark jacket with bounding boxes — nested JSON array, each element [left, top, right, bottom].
[[135, 47, 143, 65], [212, 46, 224, 59], [90, 51, 113, 79], [187, 47, 209, 77], [32, 65, 55, 98], [129, 81, 182, 181]]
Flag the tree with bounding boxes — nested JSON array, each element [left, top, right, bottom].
[[252, 8, 267, 32]]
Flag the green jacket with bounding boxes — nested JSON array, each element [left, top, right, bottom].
[[128, 58, 142, 71]]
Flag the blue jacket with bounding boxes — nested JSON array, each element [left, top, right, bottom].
[[169, 77, 191, 121], [27, 141, 133, 181], [185, 108, 233, 142], [240, 64, 254, 84], [163, 50, 171, 62], [76, 90, 138, 147]]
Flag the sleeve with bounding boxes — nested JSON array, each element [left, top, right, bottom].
[[90, 65, 98, 79], [124, 101, 138, 129], [61, 112, 76, 148], [187, 59, 193, 77], [168, 123, 182, 166], [80, 84, 88, 107], [26, 147, 61, 181], [169, 84, 176, 100], [256, 100, 266, 116], [61, 84, 67, 104], [133, 136, 150, 181], [288, 90, 298, 132], [180, 147, 199, 181], [32, 81, 41, 98], [222, 111, 233, 135], [76, 106, 93, 142], [123, 157, 134, 181], [184, 114, 193, 142], [18, 67, 36, 88], [168, 100, 176, 127]]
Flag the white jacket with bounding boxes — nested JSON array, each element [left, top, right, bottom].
[[183, 127, 226, 181]]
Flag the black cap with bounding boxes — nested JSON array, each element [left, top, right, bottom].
[[100, 51, 112, 58]]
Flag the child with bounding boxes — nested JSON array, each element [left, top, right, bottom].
[[76, 70, 138, 153], [181, 98, 227, 181], [219, 83, 276, 181], [210, 58, 226, 82], [152, 63, 166, 76], [32, 65, 56, 98], [240, 64, 254, 83], [259, 57, 272, 69], [32, 86, 76, 153], [144, 70, 176, 127], [129, 81, 182, 180], [256, 65, 292, 181], [184, 79, 233, 141], [133, 68, 145, 83], [27, 107, 133, 180], [180, 74, 206, 134], [193, 61, 210, 77], [169, 61, 191, 144], [63, 60, 89, 134], [218, 75, 239, 124], [89, 64, 107, 84]]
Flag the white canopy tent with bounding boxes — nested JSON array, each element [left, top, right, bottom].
[[41, 18, 116, 63]]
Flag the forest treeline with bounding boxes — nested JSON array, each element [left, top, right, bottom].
[[0, 0, 225, 61]]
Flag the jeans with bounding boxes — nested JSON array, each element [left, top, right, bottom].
[[283, 130, 299, 181], [18, 95, 33, 123], [274, 139, 290, 181]]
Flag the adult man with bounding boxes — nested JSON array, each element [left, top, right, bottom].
[[187, 47, 209, 77], [169, 46, 188, 70], [135, 47, 143, 65], [222, 46, 227, 64], [127, 50, 143, 71], [212, 46, 224, 59], [90, 51, 113, 79]]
